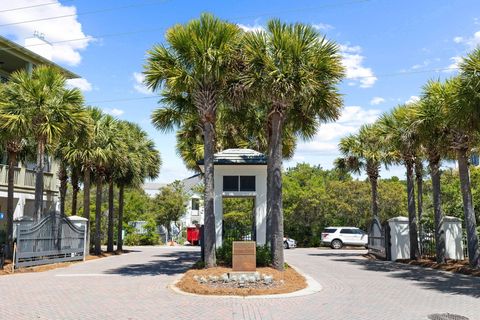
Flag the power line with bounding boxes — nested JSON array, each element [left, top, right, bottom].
[[0, 0, 168, 28], [0, 0, 370, 50], [0, 1, 75, 14]]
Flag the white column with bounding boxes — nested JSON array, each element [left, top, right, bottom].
[[214, 172, 223, 248], [255, 172, 267, 245]]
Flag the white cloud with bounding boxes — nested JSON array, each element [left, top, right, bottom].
[[339, 44, 377, 88], [453, 30, 480, 48], [297, 106, 381, 154], [104, 108, 124, 116], [312, 23, 333, 31], [444, 56, 462, 72], [237, 23, 264, 33], [66, 78, 92, 92], [370, 97, 385, 105], [406, 96, 420, 104], [0, 1, 93, 66], [133, 72, 153, 95]]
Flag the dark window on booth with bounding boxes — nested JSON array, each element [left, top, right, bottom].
[[223, 176, 239, 191], [240, 176, 256, 191], [191, 198, 200, 211]]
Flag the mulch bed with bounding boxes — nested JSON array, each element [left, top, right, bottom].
[[364, 253, 480, 277], [176, 266, 307, 296], [396, 258, 480, 277], [0, 250, 131, 276]]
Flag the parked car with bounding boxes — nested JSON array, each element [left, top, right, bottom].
[[321, 227, 368, 249], [283, 237, 297, 249]]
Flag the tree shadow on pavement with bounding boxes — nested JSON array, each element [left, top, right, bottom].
[[333, 258, 480, 298], [103, 250, 200, 277], [308, 252, 365, 258]]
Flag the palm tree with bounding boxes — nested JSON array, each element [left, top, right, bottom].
[[336, 124, 391, 219], [414, 80, 452, 263], [452, 48, 480, 268], [0, 83, 29, 258], [54, 111, 91, 216], [377, 105, 420, 260], [144, 13, 241, 267], [0, 65, 86, 220], [240, 20, 344, 270], [92, 114, 121, 255], [115, 121, 161, 251]]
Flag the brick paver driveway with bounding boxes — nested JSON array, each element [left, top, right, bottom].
[[0, 246, 479, 320]]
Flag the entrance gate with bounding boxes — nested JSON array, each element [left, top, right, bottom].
[[15, 212, 86, 268], [367, 216, 390, 260]]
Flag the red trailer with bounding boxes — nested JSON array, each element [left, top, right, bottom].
[[187, 226, 200, 245]]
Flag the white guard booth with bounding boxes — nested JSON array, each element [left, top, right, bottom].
[[198, 149, 267, 247], [444, 216, 464, 260]]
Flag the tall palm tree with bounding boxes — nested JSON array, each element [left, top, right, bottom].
[[0, 65, 86, 220], [115, 121, 161, 251], [414, 80, 452, 263], [336, 124, 391, 219], [144, 13, 241, 267], [54, 110, 91, 216], [92, 114, 121, 255], [377, 105, 420, 260], [240, 20, 344, 270], [453, 48, 480, 268], [0, 83, 29, 258]]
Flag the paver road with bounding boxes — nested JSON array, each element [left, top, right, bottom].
[[0, 246, 478, 320]]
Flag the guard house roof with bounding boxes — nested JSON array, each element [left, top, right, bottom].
[[0, 35, 79, 79], [197, 149, 267, 166]]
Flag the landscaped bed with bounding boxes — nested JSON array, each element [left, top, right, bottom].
[[175, 265, 307, 296], [396, 258, 480, 277]]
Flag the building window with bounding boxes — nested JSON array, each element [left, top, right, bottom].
[[240, 176, 255, 191], [223, 176, 239, 191], [222, 175, 256, 192], [191, 198, 200, 211]]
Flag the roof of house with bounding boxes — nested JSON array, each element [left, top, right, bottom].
[[0, 35, 79, 79], [143, 182, 167, 191], [181, 174, 202, 193], [197, 149, 267, 166]]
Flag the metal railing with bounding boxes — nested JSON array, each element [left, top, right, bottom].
[[0, 165, 56, 191]]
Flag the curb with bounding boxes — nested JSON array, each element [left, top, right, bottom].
[[168, 265, 322, 299]]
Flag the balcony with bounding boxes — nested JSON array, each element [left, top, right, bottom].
[[0, 165, 57, 192]]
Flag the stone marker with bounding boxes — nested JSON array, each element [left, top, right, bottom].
[[232, 241, 256, 272]]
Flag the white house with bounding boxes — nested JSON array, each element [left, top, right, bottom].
[[179, 174, 204, 228]]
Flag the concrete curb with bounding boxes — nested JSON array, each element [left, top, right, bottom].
[[168, 265, 322, 299]]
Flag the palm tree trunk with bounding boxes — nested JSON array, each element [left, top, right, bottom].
[[107, 178, 114, 252], [203, 120, 216, 268], [71, 167, 80, 216], [406, 161, 419, 260], [456, 149, 480, 268], [367, 168, 379, 217], [83, 168, 91, 254], [415, 160, 423, 253], [117, 184, 124, 251], [5, 151, 16, 259], [34, 137, 46, 221], [58, 163, 68, 216], [430, 158, 446, 263], [266, 120, 272, 246], [94, 173, 103, 255], [269, 111, 284, 271]]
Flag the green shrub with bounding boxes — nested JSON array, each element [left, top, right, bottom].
[[124, 233, 141, 246], [216, 240, 233, 266], [256, 245, 271, 267]]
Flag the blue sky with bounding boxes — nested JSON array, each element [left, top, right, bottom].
[[1, 0, 479, 182]]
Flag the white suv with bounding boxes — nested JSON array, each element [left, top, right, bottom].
[[321, 227, 368, 249]]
